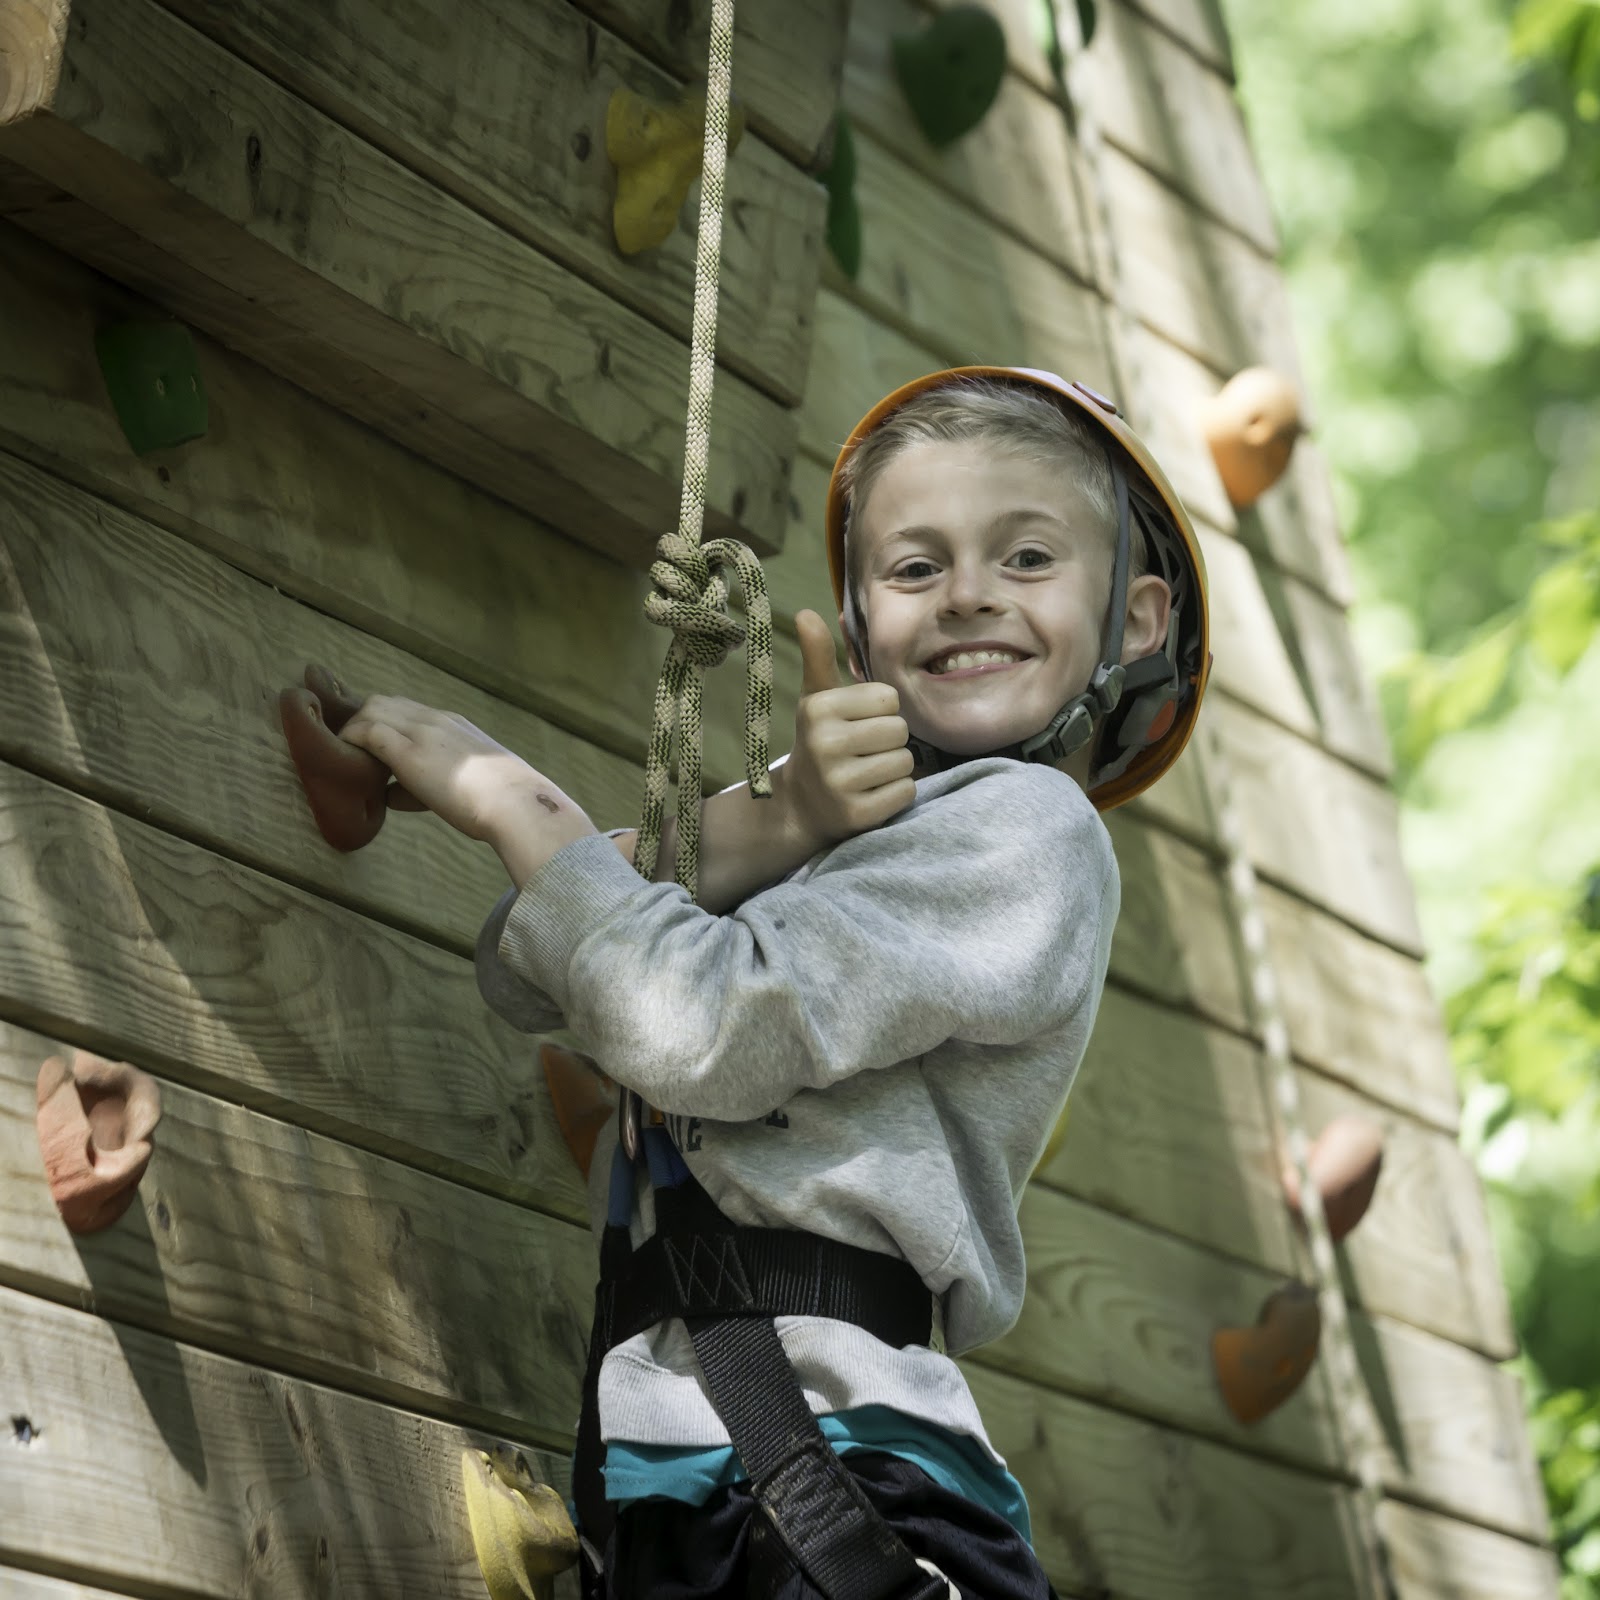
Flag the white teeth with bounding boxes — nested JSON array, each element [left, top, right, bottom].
[[929, 649, 1022, 674]]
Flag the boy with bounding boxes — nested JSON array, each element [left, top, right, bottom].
[[334, 368, 1209, 1598]]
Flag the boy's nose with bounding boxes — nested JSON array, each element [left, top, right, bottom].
[[940, 562, 1003, 614]]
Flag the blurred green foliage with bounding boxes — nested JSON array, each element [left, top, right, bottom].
[[1220, 0, 1600, 1589]]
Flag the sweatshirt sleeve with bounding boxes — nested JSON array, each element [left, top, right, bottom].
[[495, 763, 1117, 1122]]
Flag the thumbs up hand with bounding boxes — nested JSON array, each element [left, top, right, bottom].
[[780, 610, 916, 845]]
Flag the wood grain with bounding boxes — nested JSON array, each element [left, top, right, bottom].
[[571, 0, 849, 169], [994, 1186, 1542, 1539], [155, 0, 824, 406], [0, 222, 795, 790], [0, 0, 795, 561], [1379, 1501, 1562, 1600], [0, 1284, 579, 1600], [0, 759, 589, 1217], [0, 1021, 593, 1440]]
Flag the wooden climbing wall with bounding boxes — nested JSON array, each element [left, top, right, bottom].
[[0, 0, 1560, 1597]]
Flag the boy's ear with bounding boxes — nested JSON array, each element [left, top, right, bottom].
[[838, 610, 868, 683], [1120, 574, 1172, 664]]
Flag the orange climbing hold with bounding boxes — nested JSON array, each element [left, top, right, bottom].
[[1282, 1114, 1386, 1244], [35, 1050, 163, 1233], [1212, 1281, 1322, 1426], [1199, 366, 1306, 509]]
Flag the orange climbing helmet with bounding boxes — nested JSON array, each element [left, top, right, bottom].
[[824, 366, 1212, 811]]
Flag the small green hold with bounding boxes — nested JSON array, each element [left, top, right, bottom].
[[821, 112, 862, 280], [95, 320, 209, 456], [892, 5, 1008, 149]]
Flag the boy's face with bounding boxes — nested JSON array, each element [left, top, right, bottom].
[[844, 438, 1131, 760]]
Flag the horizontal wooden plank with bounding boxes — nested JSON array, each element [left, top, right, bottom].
[[1210, 697, 1423, 957], [0, 444, 646, 950], [957, 0, 1279, 256], [1039, 984, 1509, 1359], [1104, 138, 1301, 381], [1378, 1501, 1560, 1600], [0, 1022, 592, 1441], [0, 1285, 578, 1600], [966, 1363, 1378, 1600], [1199, 527, 1392, 780], [572, 0, 849, 169], [0, 221, 795, 793], [156, 0, 824, 407], [0, 0, 795, 562], [840, 0, 1095, 285], [996, 1184, 1544, 1539], [1121, 0, 1234, 77], [813, 175, 1241, 537], [0, 758, 589, 1217]]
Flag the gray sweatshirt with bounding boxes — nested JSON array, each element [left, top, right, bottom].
[[475, 757, 1119, 1462]]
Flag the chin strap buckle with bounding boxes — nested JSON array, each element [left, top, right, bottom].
[[1017, 662, 1125, 765]]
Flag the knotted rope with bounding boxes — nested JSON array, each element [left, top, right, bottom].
[[1043, 6, 1397, 1594], [632, 0, 774, 903]]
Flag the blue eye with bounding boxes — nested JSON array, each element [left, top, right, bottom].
[[895, 559, 938, 579], [1010, 548, 1052, 569]]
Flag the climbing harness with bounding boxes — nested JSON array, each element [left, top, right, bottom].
[[1038, 4, 1399, 1593], [574, 1127, 949, 1598], [582, 1, 956, 1592]]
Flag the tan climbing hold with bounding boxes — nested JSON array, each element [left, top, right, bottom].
[[1282, 1114, 1385, 1244], [461, 1446, 579, 1600], [1199, 366, 1306, 509], [607, 85, 746, 256], [539, 1043, 616, 1182], [35, 1050, 162, 1234], [1212, 1281, 1321, 1426]]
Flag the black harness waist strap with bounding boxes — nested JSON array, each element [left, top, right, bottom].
[[596, 1223, 934, 1354]]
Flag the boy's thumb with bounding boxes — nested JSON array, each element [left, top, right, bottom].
[[796, 610, 845, 696]]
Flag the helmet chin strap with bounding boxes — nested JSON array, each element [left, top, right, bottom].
[[906, 449, 1133, 773]]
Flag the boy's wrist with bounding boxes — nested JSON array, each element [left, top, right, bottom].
[[489, 781, 600, 889], [768, 759, 825, 865]]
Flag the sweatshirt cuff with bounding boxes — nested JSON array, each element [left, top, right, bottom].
[[498, 830, 666, 1011]]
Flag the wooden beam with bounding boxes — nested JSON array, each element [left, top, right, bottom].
[[1044, 988, 1508, 1357], [995, 1185, 1543, 1539], [1121, 0, 1235, 79], [0, 222, 790, 791], [0, 1284, 575, 1600], [966, 1363, 1380, 1600], [953, 0, 1280, 256], [572, 0, 849, 170], [0, 758, 590, 1218], [1379, 1501, 1562, 1600], [840, 0, 1096, 286], [0, 0, 795, 562], [153, 0, 824, 407], [0, 1021, 592, 1441]]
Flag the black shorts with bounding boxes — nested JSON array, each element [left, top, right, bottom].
[[582, 1450, 1059, 1600]]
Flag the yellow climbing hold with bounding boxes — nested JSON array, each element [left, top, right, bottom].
[[607, 85, 746, 255], [460, 1446, 580, 1600]]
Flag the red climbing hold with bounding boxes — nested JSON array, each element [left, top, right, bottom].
[[35, 1050, 163, 1234], [279, 663, 393, 852]]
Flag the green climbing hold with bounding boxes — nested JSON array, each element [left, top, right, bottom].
[[892, 5, 1007, 149], [822, 111, 862, 280], [95, 320, 208, 456]]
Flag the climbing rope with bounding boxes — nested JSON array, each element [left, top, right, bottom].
[[1042, 7, 1398, 1595], [633, 0, 775, 904]]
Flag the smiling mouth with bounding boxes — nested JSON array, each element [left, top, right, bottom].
[[924, 650, 1031, 678]]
